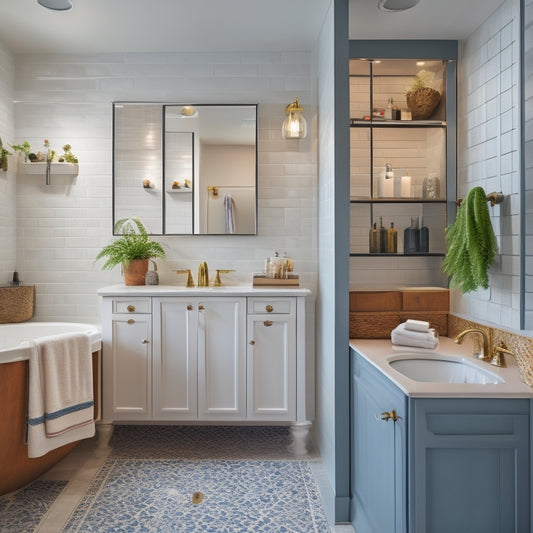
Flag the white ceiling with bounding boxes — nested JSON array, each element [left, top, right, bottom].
[[349, 0, 505, 40], [0, 0, 506, 55]]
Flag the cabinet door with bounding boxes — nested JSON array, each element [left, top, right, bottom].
[[152, 298, 198, 420], [410, 399, 530, 533], [102, 313, 152, 420], [246, 313, 296, 421], [351, 349, 407, 533], [197, 298, 246, 420]]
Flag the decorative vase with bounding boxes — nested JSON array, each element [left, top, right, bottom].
[[405, 87, 441, 120], [124, 259, 149, 286]]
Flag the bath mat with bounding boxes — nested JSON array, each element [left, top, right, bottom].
[[0, 479, 68, 533], [107, 424, 315, 460], [62, 458, 330, 532]]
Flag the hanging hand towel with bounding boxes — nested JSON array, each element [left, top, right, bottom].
[[28, 332, 95, 458], [442, 186, 498, 293], [224, 193, 236, 234]]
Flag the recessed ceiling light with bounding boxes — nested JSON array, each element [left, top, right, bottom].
[[37, 0, 73, 11], [378, 0, 420, 12]]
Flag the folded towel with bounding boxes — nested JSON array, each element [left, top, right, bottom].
[[224, 193, 236, 234], [391, 323, 439, 349], [28, 332, 95, 458], [404, 319, 430, 332]]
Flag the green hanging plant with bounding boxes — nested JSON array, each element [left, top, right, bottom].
[[10, 141, 31, 162], [0, 138, 11, 171], [442, 187, 498, 293]]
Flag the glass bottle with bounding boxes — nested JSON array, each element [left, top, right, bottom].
[[418, 217, 429, 253], [369, 223, 379, 253], [387, 222, 398, 253], [403, 217, 419, 254], [384, 97, 396, 120], [378, 217, 387, 253]]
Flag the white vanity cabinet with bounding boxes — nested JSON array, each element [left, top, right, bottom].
[[247, 297, 296, 421], [98, 286, 310, 426], [152, 297, 246, 421], [101, 297, 152, 421]]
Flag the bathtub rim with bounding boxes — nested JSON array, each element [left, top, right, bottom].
[[0, 322, 101, 364]]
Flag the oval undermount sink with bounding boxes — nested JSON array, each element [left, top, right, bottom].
[[389, 356, 505, 384]]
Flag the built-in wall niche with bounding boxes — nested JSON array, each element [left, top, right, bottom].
[[113, 103, 257, 235]]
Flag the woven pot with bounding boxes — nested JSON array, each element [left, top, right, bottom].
[[405, 87, 441, 120], [124, 259, 148, 286]]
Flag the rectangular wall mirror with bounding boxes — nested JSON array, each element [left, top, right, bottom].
[[113, 103, 257, 235]]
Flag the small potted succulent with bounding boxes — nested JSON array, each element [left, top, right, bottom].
[[405, 70, 441, 120], [96, 217, 166, 286]]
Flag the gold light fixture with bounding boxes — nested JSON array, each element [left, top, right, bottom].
[[282, 98, 307, 139]]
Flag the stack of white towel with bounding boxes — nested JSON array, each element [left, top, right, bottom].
[[391, 319, 439, 350]]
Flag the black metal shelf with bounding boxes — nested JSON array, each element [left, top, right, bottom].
[[350, 198, 447, 204], [350, 119, 446, 127]]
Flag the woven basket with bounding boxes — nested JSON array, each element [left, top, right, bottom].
[[0, 286, 35, 323], [406, 87, 441, 120]]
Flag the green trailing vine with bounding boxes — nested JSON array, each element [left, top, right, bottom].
[[442, 186, 498, 293]]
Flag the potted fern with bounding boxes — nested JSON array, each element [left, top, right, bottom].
[[96, 217, 166, 285]]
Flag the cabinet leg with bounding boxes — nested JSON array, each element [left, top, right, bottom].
[[95, 423, 114, 449], [288, 421, 312, 456]]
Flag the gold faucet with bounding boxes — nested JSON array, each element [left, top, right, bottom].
[[490, 341, 514, 368], [197, 261, 209, 287], [454, 328, 491, 361], [175, 269, 195, 287]]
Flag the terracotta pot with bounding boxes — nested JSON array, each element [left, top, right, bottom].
[[124, 259, 148, 286]]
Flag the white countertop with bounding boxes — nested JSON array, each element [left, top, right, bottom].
[[350, 337, 533, 398], [97, 284, 311, 297]]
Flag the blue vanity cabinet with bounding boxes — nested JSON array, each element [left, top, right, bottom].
[[409, 398, 530, 533], [351, 350, 408, 533], [351, 348, 531, 533]]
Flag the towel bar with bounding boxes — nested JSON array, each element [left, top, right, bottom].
[[456, 191, 504, 207]]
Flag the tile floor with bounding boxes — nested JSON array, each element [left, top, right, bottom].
[[30, 425, 354, 532]]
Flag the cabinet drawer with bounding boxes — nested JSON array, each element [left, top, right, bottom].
[[113, 298, 151, 314], [248, 298, 294, 315]]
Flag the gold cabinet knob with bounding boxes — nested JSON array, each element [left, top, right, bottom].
[[127, 319, 135, 325], [187, 304, 193, 311], [127, 305, 135, 312], [265, 305, 273, 312], [249, 340, 255, 345], [141, 339, 150, 344], [199, 305, 205, 310], [263, 320, 273, 327], [381, 410, 402, 422]]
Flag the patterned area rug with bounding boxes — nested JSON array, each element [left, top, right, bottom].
[[0, 480, 68, 533], [63, 458, 330, 532]]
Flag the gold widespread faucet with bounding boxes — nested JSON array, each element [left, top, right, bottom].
[[214, 269, 235, 287], [454, 328, 491, 361], [197, 261, 209, 287]]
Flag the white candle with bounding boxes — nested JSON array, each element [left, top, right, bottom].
[[401, 173, 412, 198]]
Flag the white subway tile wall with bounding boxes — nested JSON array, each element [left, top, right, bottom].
[[11, 52, 317, 323], [0, 41, 16, 284], [456, 0, 521, 329]]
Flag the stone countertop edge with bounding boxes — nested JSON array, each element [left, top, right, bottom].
[[97, 284, 311, 297], [350, 337, 533, 399]]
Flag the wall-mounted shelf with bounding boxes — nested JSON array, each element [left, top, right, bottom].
[[350, 120, 446, 127], [167, 189, 192, 193], [19, 161, 79, 176]]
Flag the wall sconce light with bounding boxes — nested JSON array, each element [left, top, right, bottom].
[[282, 98, 307, 139]]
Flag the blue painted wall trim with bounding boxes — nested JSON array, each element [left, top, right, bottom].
[[334, 0, 351, 523], [349, 40, 458, 60]]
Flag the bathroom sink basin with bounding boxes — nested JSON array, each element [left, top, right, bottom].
[[389, 356, 504, 384]]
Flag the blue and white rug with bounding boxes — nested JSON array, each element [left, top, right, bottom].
[[63, 458, 330, 532], [0, 480, 68, 533]]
